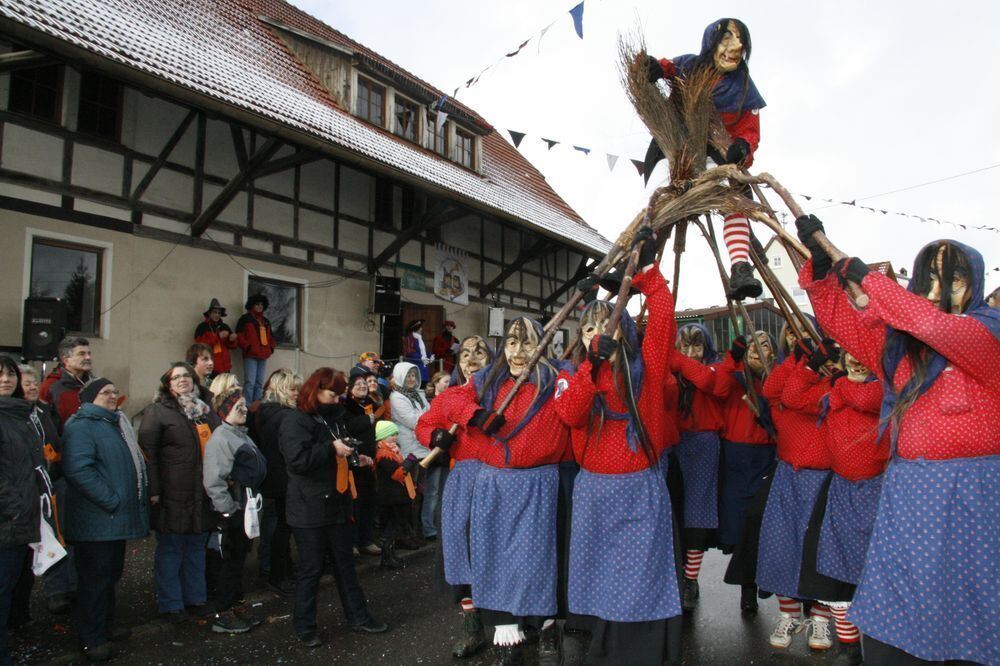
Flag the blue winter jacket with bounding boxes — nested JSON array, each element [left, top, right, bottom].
[[62, 403, 150, 542]]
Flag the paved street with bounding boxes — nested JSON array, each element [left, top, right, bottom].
[[10, 541, 846, 665]]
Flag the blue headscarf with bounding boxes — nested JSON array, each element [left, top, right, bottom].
[[580, 300, 647, 453], [777, 313, 824, 363], [731, 331, 777, 439], [879, 240, 1000, 447], [450, 335, 494, 386], [672, 19, 766, 114]]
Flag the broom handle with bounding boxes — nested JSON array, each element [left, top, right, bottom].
[[419, 423, 459, 469], [671, 220, 688, 303], [636, 230, 671, 322]]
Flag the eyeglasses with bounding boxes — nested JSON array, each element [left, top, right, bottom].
[[97, 389, 120, 398], [170, 373, 192, 382]]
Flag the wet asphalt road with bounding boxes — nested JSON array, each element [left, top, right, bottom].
[[11, 542, 845, 664]]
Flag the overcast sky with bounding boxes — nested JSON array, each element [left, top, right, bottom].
[[294, 0, 1000, 310]]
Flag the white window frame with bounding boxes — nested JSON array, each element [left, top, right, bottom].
[[242, 268, 309, 350], [22, 227, 113, 339]]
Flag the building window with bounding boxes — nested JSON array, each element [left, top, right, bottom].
[[394, 96, 419, 142], [356, 76, 385, 127], [793, 287, 808, 305], [426, 113, 447, 155], [772, 255, 782, 268], [30, 238, 102, 334], [8, 64, 62, 122], [246, 275, 301, 347], [454, 129, 474, 168], [77, 70, 122, 140]]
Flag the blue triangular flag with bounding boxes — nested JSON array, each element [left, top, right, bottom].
[[569, 2, 584, 39], [573, 145, 591, 156]]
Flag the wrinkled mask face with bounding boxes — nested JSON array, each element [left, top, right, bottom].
[[678, 330, 705, 361], [843, 352, 871, 383], [745, 332, 774, 374], [505, 320, 538, 378], [714, 20, 744, 73], [458, 337, 489, 377], [926, 246, 971, 314], [580, 303, 611, 352]]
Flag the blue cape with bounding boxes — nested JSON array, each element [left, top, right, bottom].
[[672, 20, 765, 114]]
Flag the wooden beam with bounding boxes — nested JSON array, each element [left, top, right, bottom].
[[130, 109, 197, 204], [0, 50, 52, 71], [190, 137, 281, 236], [253, 149, 321, 179], [480, 237, 550, 298], [367, 202, 465, 272], [229, 124, 248, 170], [540, 255, 595, 309]]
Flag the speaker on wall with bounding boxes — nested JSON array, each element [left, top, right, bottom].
[[22, 297, 68, 361], [370, 276, 401, 315]]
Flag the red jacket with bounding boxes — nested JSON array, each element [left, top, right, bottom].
[[194, 318, 238, 373], [671, 353, 724, 433], [431, 333, 457, 374], [236, 312, 276, 360], [766, 357, 833, 470], [713, 355, 774, 445], [824, 379, 890, 481], [555, 267, 675, 473], [415, 382, 487, 462], [802, 262, 1000, 460]]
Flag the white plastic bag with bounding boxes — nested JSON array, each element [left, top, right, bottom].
[[30, 493, 67, 575], [244, 488, 262, 539]]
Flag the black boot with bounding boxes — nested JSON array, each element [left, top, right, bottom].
[[682, 578, 700, 612], [492, 643, 525, 666], [832, 641, 863, 665], [740, 584, 758, 616], [452, 611, 487, 659], [726, 261, 763, 300], [379, 539, 405, 569], [537, 621, 561, 666]]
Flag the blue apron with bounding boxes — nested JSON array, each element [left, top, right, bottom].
[[719, 440, 775, 545], [816, 473, 883, 585], [441, 459, 482, 586], [470, 464, 559, 617], [569, 467, 681, 622], [675, 431, 721, 529], [850, 455, 999, 664], [756, 461, 831, 598]]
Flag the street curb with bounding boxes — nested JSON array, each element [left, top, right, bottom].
[[45, 544, 434, 664]]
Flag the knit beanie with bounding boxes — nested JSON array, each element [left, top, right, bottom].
[[79, 378, 113, 404], [374, 420, 398, 441], [216, 388, 244, 420]]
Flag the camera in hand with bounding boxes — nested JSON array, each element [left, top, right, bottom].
[[342, 437, 364, 469]]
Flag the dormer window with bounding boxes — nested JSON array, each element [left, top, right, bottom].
[[393, 95, 418, 142], [426, 113, 447, 156], [356, 76, 385, 126], [454, 128, 474, 169]]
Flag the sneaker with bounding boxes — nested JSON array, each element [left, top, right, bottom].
[[682, 578, 700, 612], [807, 617, 833, 650], [769, 613, 803, 649], [82, 643, 113, 662], [211, 611, 252, 634], [350, 617, 389, 634], [360, 542, 382, 556]]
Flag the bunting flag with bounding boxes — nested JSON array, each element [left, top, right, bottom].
[[508, 130, 526, 148], [506, 39, 530, 58], [631, 159, 645, 177], [543, 138, 559, 150], [569, 2, 585, 39], [606, 154, 618, 171], [573, 145, 591, 156]]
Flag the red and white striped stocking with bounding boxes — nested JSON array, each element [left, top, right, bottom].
[[723, 214, 752, 267], [684, 549, 704, 580], [830, 604, 860, 643], [777, 596, 802, 618]]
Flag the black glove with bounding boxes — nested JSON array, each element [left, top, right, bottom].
[[637, 231, 658, 268], [469, 408, 505, 436], [576, 274, 599, 295], [729, 336, 748, 363], [644, 55, 664, 83], [834, 257, 870, 287], [588, 335, 617, 370], [792, 337, 817, 362], [430, 428, 456, 451], [795, 215, 833, 280], [725, 138, 750, 166], [402, 455, 419, 476], [807, 339, 840, 372]]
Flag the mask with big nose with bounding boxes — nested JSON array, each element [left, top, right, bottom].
[[505, 318, 539, 378]]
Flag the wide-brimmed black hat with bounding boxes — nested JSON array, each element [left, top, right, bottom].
[[245, 293, 269, 310], [405, 319, 424, 333], [203, 298, 227, 318]]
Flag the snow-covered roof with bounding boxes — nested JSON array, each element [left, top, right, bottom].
[[0, 0, 611, 254]]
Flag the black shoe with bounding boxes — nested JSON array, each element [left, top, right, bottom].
[[726, 261, 763, 300], [832, 642, 863, 665], [108, 625, 132, 642], [212, 611, 252, 634], [269, 579, 295, 598], [682, 578, 700, 612], [159, 610, 187, 625], [298, 633, 322, 648], [493, 643, 525, 666], [234, 607, 264, 628], [537, 622, 561, 666], [185, 603, 213, 618], [379, 539, 406, 570], [740, 584, 758, 616], [452, 612, 487, 659], [47, 593, 72, 615], [395, 537, 422, 551], [350, 617, 389, 634], [82, 643, 113, 662]]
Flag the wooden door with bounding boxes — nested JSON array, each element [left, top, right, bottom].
[[399, 303, 445, 370]]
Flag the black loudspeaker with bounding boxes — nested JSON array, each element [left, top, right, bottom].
[[370, 276, 401, 315], [22, 297, 67, 361]]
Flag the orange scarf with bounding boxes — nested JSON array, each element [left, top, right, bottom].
[[376, 446, 416, 500]]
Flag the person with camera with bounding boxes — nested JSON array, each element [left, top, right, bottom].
[[343, 368, 381, 557], [279, 368, 386, 648]]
